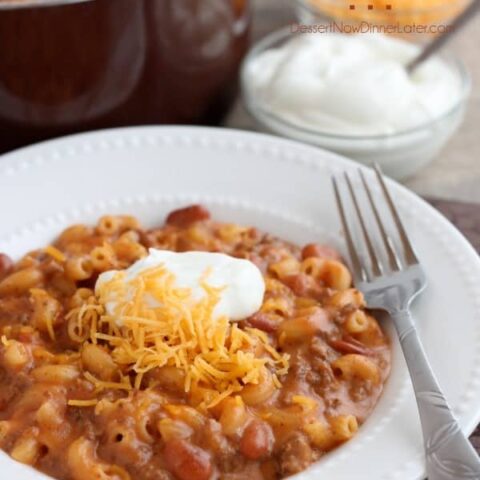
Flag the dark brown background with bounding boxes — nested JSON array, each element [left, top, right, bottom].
[[226, 0, 480, 458]]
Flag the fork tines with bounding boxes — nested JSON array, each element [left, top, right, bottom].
[[332, 165, 419, 282]]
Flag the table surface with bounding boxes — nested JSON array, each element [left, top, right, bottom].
[[225, 0, 480, 460]]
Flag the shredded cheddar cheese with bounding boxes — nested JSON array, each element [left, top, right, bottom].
[[84, 371, 133, 392], [69, 266, 289, 409], [67, 399, 99, 407]]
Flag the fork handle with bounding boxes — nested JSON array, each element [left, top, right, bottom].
[[392, 309, 480, 479]]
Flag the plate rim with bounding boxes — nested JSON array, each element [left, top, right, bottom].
[[0, 125, 479, 479]]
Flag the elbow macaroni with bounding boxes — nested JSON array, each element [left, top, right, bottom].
[[0, 207, 390, 480], [332, 354, 381, 384]]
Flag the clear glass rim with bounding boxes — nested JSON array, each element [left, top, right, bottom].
[[241, 26, 471, 142]]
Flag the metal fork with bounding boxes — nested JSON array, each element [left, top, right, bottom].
[[332, 165, 480, 480]]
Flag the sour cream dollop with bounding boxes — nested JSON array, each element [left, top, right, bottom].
[[95, 249, 265, 322], [245, 33, 462, 136]]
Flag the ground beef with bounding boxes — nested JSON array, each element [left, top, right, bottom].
[[279, 433, 315, 476]]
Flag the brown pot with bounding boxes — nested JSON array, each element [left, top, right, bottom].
[[0, 0, 251, 152]]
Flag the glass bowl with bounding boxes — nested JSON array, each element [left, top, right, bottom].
[[240, 27, 471, 180]]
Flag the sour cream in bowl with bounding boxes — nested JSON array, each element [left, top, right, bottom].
[[95, 248, 266, 326], [241, 29, 470, 179]]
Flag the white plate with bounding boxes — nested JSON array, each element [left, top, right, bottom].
[[0, 126, 479, 480]]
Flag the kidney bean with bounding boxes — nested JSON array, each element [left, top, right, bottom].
[[329, 337, 373, 356], [166, 205, 211, 227], [239, 420, 274, 460], [301, 243, 341, 261], [0, 253, 13, 280], [282, 273, 322, 299], [245, 312, 279, 333], [164, 438, 212, 480]]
